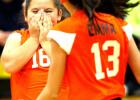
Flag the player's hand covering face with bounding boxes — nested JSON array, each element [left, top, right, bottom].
[[38, 11, 52, 43], [28, 12, 41, 39]]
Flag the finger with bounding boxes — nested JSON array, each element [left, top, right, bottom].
[[41, 12, 44, 22], [47, 16, 53, 29], [42, 15, 49, 32], [38, 19, 44, 32], [42, 13, 48, 27], [34, 13, 42, 22], [29, 16, 41, 32], [44, 15, 52, 29]]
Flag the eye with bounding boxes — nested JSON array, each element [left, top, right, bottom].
[[32, 9, 39, 14], [44, 9, 53, 13]]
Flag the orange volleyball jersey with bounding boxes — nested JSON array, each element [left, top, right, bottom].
[[11, 30, 68, 100], [60, 0, 67, 3], [48, 10, 130, 100]]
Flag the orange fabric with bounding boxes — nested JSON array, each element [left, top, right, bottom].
[[53, 10, 129, 100], [61, 0, 68, 3], [11, 30, 68, 100]]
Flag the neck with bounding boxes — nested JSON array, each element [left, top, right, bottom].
[[63, 1, 77, 15]]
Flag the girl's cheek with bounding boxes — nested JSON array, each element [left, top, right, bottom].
[[51, 16, 58, 26], [52, 20, 58, 26]]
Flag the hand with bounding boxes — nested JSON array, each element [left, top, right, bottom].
[[38, 13, 52, 43], [28, 13, 41, 40]]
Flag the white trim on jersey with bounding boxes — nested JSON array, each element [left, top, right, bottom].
[[9, 32, 22, 41], [122, 24, 133, 40], [47, 30, 76, 54]]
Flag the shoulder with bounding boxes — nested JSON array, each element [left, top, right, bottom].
[[96, 12, 126, 25], [48, 30, 76, 54], [8, 31, 22, 40], [96, 12, 133, 40], [52, 18, 76, 33], [53, 10, 87, 33], [112, 17, 133, 41], [16, 29, 28, 36], [9, 29, 29, 43], [113, 17, 133, 40]]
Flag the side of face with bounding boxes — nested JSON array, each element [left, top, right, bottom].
[[25, 0, 62, 25]]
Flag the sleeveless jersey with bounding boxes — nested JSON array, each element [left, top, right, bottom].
[[11, 30, 68, 100], [48, 10, 132, 100]]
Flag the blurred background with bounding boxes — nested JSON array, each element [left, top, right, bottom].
[[125, 0, 140, 97], [0, 0, 140, 100], [0, 0, 26, 99]]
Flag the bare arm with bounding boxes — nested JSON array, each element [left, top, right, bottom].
[[36, 14, 67, 99], [0, 12, 42, 73], [128, 37, 140, 83], [1, 32, 39, 73], [37, 40, 67, 100]]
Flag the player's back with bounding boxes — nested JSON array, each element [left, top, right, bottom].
[[52, 10, 129, 100], [68, 11, 129, 100]]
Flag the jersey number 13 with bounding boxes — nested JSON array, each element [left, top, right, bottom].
[[91, 40, 120, 80]]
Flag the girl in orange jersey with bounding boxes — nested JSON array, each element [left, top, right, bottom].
[[37, 0, 140, 100], [1, 0, 70, 100]]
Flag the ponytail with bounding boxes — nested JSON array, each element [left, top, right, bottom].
[[81, 0, 101, 36], [69, 0, 101, 36]]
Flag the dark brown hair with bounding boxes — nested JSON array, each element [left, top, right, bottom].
[[69, 0, 139, 36]]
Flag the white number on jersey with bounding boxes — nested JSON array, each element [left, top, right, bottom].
[[91, 40, 120, 80], [32, 48, 51, 68]]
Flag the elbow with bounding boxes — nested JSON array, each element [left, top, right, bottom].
[[4, 65, 17, 73], [47, 94, 58, 100], [2, 62, 16, 73], [47, 89, 59, 100], [37, 91, 58, 100], [46, 90, 58, 100], [1, 56, 18, 73], [50, 93, 58, 99]]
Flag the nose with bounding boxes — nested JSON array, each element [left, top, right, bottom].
[[38, 9, 44, 14]]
